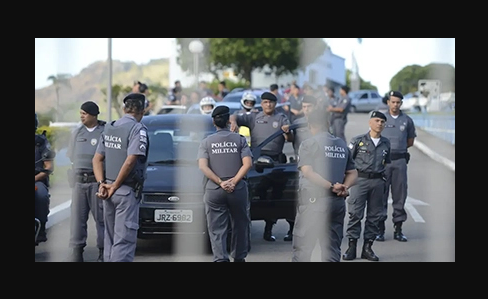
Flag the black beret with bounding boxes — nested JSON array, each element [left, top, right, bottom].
[[211, 105, 230, 118], [123, 93, 146, 105], [260, 91, 277, 102], [80, 101, 100, 116], [370, 110, 387, 121], [389, 90, 404, 99], [302, 95, 317, 105]]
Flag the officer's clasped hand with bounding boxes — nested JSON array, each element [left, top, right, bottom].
[[96, 184, 109, 199], [220, 178, 235, 193], [331, 183, 349, 197]]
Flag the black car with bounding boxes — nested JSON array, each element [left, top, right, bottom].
[[138, 113, 304, 240]]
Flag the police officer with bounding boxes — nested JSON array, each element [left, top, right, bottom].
[[285, 95, 319, 242], [197, 106, 253, 262], [342, 111, 390, 261], [291, 95, 319, 156], [327, 85, 352, 142], [376, 91, 417, 242], [229, 91, 293, 242], [292, 109, 357, 262], [92, 93, 149, 262], [35, 113, 54, 245], [65, 101, 106, 262]]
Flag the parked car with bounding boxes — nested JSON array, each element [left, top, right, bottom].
[[156, 105, 188, 115], [348, 89, 383, 113], [138, 113, 305, 241]]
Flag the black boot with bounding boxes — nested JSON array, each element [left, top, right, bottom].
[[342, 238, 357, 260], [65, 247, 84, 262], [97, 248, 104, 262], [284, 220, 294, 241], [361, 239, 379, 261], [376, 221, 385, 242], [393, 222, 408, 242], [36, 222, 48, 245], [234, 258, 246, 262], [263, 222, 276, 241]]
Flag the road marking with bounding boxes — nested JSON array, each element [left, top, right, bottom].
[[388, 196, 429, 223]]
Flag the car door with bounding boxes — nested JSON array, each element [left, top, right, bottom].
[[246, 123, 305, 221]]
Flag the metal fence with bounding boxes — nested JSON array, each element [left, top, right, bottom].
[[409, 113, 455, 145]]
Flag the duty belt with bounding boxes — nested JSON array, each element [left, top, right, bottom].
[[390, 152, 407, 160], [357, 171, 384, 179], [76, 172, 97, 183]]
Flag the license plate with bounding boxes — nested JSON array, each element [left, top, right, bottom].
[[154, 209, 193, 223]]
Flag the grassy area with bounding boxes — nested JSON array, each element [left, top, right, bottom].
[[50, 164, 70, 185]]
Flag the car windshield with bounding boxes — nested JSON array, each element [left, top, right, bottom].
[[146, 123, 216, 165]]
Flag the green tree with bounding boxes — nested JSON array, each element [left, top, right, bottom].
[[47, 73, 72, 121], [100, 84, 128, 119], [176, 38, 327, 85], [345, 69, 378, 90], [389, 63, 454, 93]]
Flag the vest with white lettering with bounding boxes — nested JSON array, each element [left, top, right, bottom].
[[72, 124, 105, 170], [103, 121, 136, 181], [206, 130, 244, 179], [300, 132, 351, 191]]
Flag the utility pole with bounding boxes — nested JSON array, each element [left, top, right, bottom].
[[107, 38, 112, 122]]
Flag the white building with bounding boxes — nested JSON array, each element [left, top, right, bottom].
[[169, 39, 346, 91]]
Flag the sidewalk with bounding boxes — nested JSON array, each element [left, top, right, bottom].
[[414, 128, 455, 171], [45, 127, 455, 229]]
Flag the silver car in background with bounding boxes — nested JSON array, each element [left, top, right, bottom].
[[348, 89, 383, 113]]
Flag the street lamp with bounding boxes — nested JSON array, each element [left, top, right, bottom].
[[189, 40, 204, 87]]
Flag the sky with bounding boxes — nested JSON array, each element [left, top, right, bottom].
[[35, 38, 455, 94]]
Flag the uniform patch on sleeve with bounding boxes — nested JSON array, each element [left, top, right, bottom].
[[140, 130, 147, 137], [348, 143, 354, 150]]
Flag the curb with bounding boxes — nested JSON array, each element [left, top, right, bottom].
[[45, 142, 455, 229], [413, 141, 455, 172]]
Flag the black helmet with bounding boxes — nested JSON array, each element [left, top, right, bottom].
[[35, 113, 39, 131]]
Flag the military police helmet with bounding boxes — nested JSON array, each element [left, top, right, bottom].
[[199, 96, 216, 115], [240, 92, 257, 110]]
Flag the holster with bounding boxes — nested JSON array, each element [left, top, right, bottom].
[[405, 152, 411, 164]]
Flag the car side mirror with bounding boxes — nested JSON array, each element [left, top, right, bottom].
[[254, 155, 274, 173]]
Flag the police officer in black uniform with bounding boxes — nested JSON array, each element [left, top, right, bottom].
[[291, 109, 357, 262], [376, 91, 417, 242], [229, 91, 293, 242], [197, 106, 253, 262], [35, 113, 54, 245], [65, 101, 106, 262], [342, 111, 390, 261], [93, 93, 149, 262]]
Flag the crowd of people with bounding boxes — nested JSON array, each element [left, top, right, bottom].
[[35, 77, 416, 262]]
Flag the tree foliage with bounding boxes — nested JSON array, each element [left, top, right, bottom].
[[345, 69, 377, 90], [176, 38, 327, 85], [390, 63, 455, 93]]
